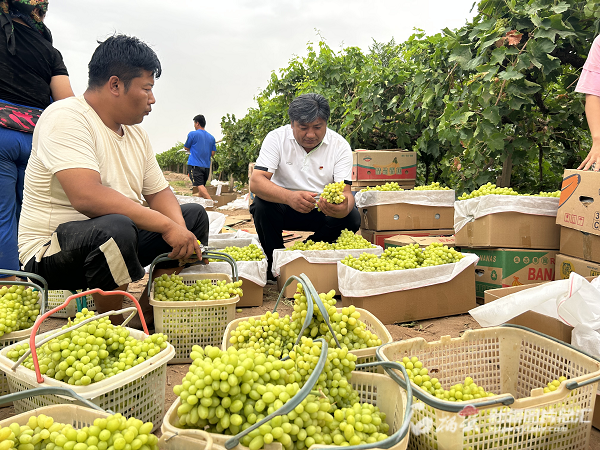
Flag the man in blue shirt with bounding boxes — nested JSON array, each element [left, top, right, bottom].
[[185, 114, 216, 199]]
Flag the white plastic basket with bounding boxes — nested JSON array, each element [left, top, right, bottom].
[[0, 327, 35, 398], [222, 307, 392, 372], [0, 403, 111, 427], [161, 370, 409, 450], [377, 326, 600, 450], [47, 290, 96, 318], [0, 327, 175, 430], [149, 273, 239, 364]]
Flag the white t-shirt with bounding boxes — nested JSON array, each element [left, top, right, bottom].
[[255, 125, 352, 192], [18, 95, 169, 265]]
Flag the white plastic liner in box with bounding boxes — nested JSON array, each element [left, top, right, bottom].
[[454, 195, 559, 234], [272, 246, 383, 278], [182, 238, 267, 286], [209, 229, 259, 242], [0, 327, 174, 429], [337, 252, 479, 297], [354, 189, 455, 208]]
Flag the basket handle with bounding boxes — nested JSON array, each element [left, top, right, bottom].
[[376, 342, 516, 413], [500, 323, 600, 390], [225, 338, 329, 450], [158, 429, 214, 450], [0, 269, 48, 316], [314, 361, 414, 450], [0, 386, 107, 412], [146, 251, 240, 298], [273, 275, 341, 350], [16, 288, 147, 383]]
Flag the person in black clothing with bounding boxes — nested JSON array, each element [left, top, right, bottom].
[[0, 0, 74, 281]]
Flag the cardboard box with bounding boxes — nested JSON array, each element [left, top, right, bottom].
[[595, 392, 600, 430], [464, 248, 557, 298], [352, 150, 417, 181], [361, 229, 454, 248], [557, 169, 600, 236], [207, 193, 237, 210], [384, 235, 456, 249], [455, 212, 560, 249], [359, 204, 454, 231], [238, 277, 263, 307], [559, 226, 600, 264], [555, 253, 600, 279], [341, 268, 476, 324], [482, 283, 574, 342], [277, 259, 338, 298]]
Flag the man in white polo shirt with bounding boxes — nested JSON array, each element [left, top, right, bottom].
[[249, 93, 361, 278]]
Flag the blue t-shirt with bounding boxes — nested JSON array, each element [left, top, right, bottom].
[[185, 129, 216, 168]]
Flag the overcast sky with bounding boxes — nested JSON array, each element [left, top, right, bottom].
[[44, 0, 478, 153]]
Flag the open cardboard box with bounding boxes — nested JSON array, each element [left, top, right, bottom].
[[352, 149, 417, 181], [361, 229, 454, 248], [238, 277, 263, 307], [341, 268, 476, 324], [359, 204, 454, 231], [277, 258, 338, 298], [455, 212, 560, 249]]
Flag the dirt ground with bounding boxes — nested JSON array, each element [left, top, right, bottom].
[[2, 171, 599, 448]]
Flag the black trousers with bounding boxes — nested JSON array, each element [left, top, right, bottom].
[[24, 203, 209, 291], [249, 196, 361, 270]]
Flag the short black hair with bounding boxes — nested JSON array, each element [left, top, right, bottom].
[[288, 93, 330, 124], [194, 115, 206, 128], [87, 34, 162, 92]]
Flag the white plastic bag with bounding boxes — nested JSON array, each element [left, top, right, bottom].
[[469, 273, 600, 358], [355, 190, 455, 208], [337, 253, 479, 297], [272, 246, 383, 277], [206, 212, 227, 235], [454, 196, 559, 233]]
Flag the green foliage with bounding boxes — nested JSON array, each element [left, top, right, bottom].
[[156, 142, 187, 169], [216, 0, 600, 192]]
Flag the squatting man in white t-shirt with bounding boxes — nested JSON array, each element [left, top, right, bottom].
[[18, 35, 209, 328], [249, 93, 361, 279]]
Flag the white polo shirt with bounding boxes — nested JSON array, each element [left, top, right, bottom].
[[255, 124, 352, 192]]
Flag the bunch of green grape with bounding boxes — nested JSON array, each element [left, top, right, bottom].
[[292, 286, 382, 350], [320, 181, 346, 205], [341, 243, 464, 272], [0, 285, 40, 337], [286, 229, 374, 251], [174, 341, 388, 449], [152, 274, 243, 301], [0, 413, 158, 450], [459, 182, 561, 200], [209, 244, 265, 262], [414, 182, 451, 190], [398, 356, 496, 401], [7, 309, 168, 386], [359, 182, 404, 192], [228, 311, 299, 358]]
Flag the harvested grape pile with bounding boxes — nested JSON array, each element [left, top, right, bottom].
[[173, 339, 391, 449], [413, 182, 451, 190], [228, 284, 382, 359], [7, 309, 169, 386], [458, 182, 560, 200], [359, 182, 404, 192], [341, 242, 464, 272], [0, 412, 158, 450], [152, 274, 243, 301], [286, 229, 374, 251], [0, 284, 40, 337], [209, 244, 265, 262]]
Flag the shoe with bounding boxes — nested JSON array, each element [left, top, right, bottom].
[[267, 271, 277, 285]]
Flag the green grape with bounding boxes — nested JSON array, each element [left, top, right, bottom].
[[6, 309, 169, 384], [209, 244, 266, 262], [341, 242, 464, 272], [0, 412, 158, 450], [153, 274, 244, 301], [320, 181, 346, 205], [458, 182, 561, 200], [359, 182, 404, 192], [0, 285, 40, 337], [229, 311, 299, 358], [286, 229, 375, 251], [414, 182, 451, 190]]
